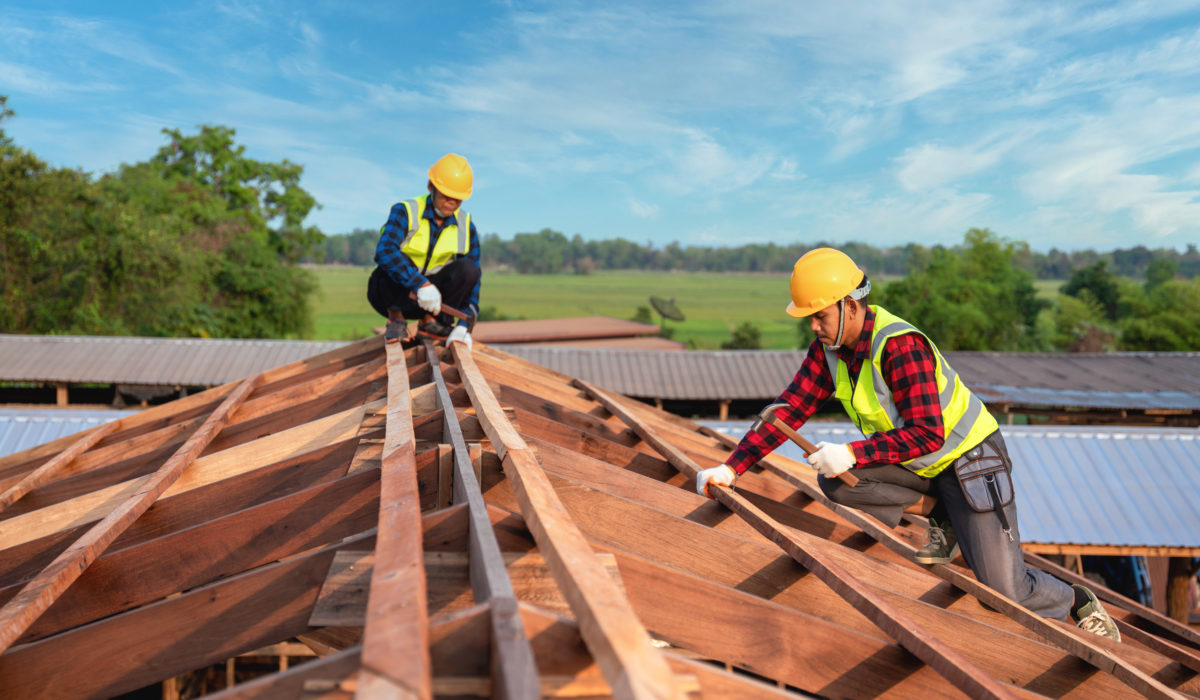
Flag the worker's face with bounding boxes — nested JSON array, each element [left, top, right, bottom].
[[809, 302, 846, 347], [429, 187, 462, 218]]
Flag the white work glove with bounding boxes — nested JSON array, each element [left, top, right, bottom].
[[416, 283, 441, 314], [808, 442, 855, 478], [695, 464, 735, 499], [447, 325, 473, 349]]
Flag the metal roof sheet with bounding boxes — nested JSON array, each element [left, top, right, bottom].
[[0, 408, 135, 459], [0, 335, 347, 386], [701, 420, 1200, 550], [499, 347, 1200, 409]]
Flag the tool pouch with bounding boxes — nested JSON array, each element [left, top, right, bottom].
[[953, 434, 1013, 514]]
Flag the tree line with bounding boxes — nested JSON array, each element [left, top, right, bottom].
[[316, 226, 1200, 281], [1, 96, 322, 338]]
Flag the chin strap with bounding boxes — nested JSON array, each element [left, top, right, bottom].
[[825, 299, 848, 351], [823, 279, 871, 351]]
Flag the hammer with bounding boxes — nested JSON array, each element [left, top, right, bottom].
[[751, 403, 860, 487], [408, 291, 472, 323]]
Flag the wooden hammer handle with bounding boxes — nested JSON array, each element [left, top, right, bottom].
[[766, 415, 860, 487], [408, 292, 471, 322]]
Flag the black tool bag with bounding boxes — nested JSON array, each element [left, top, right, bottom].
[[952, 432, 1016, 540]]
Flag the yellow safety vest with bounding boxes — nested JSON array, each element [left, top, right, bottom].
[[390, 194, 471, 275], [825, 305, 998, 477]]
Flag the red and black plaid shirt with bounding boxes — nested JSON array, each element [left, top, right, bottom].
[[726, 307, 946, 474]]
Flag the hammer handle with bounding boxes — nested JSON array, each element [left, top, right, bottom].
[[766, 415, 860, 487], [408, 292, 471, 322]]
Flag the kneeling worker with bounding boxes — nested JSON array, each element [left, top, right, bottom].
[[368, 153, 481, 348], [696, 247, 1120, 641]]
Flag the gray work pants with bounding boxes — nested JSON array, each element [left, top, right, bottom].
[[818, 431, 1074, 620]]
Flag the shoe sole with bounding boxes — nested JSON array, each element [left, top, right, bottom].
[[913, 543, 959, 565]]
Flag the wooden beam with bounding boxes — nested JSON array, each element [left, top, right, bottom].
[[423, 339, 539, 700], [0, 373, 262, 654], [0, 419, 120, 512], [450, 343, 683, 700], [202, 647, 362, 700], [4, 466, 378, 643], [480, 462, 1160, 699], [699, 427, 1190, 700], [1024, 543, 1200, 558], [0, 531, 374, 699], [578, 379, 1030, 700], [358, 341, 431, 699]]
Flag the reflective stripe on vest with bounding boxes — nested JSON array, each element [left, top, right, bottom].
[[823, 305, 998, 477], [396, 194, 471, 275]]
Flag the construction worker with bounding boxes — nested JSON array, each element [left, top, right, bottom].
[[696, 247, 1121, 641], [367, 153, 481, 347]]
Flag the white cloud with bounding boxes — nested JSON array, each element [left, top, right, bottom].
[[629, 198, 660, 219]]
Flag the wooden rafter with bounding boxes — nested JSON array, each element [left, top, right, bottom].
[[357, 341, 431, 699], [577, 379, 1025, 700], [688, 411, 1191, 700], [421, 339, 540, 699], [0, 420, 120, 513], [449, 343, 685, 700], [0, 372, 261, 654]]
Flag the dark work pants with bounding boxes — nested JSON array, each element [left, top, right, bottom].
[[367, 257, 480, 324], [818, 431, 1074, 619]]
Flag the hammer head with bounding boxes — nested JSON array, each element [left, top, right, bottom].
[[750, 402, 790, 432]]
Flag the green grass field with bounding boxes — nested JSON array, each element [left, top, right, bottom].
[[309, 266, 1067, 349], [309, 266, 808, 349]]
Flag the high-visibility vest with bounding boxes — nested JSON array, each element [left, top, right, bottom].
[[388, 194, 471, 275], [825, 305, 998, 477]]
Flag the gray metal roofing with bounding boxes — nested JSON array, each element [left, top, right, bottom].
[[0, 408, 135, 459], [702, 420, 1200, 550], [500, 347, 1200, 410], [0, 335, 346, 386]]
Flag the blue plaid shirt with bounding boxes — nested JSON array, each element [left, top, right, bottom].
[[374, 199, 481, 320]]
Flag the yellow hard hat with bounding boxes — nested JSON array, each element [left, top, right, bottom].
[[428, 153, 473, 200], [785, 248, 865, 318]]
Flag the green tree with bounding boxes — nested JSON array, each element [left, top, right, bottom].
[[879, 229, 1045, 350], [1117, 278, 1200, 351], [153, 125, 323, 263], [1144, 257, 1177, 291], [1, 99, 319, 338], [722, 321, 762, 349], [1062, 261, 1120, 320]]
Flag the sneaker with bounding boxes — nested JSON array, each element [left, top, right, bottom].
[[417, 318, 452, 338], [914, 518, 959, 564], [1071, 584, 1121, 642]]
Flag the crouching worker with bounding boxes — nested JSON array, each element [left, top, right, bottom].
[[696, 247, 1120, 642], [368, 153, 481, 348]]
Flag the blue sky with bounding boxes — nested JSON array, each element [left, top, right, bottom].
[[3, 1, 1200, 252]]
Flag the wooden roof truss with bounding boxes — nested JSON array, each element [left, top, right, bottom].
[[0, 336, 1196, 699]]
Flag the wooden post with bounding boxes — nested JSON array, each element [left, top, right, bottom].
[[55, 383, 68, 407], [718, 400, 729, 421], [1168, 556, 1200, 623]]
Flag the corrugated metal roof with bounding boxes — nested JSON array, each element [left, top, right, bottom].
[[499, 347, 1200, 410], [0, 335, 346, 386], [0, 408, 136, 458], [701, 420, 1200, 549]]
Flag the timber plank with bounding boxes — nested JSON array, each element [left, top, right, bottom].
[[7, 466, 378, 643], [0, 420, 119, 512], [203, 647, 362, 700], [0, 374, 262, 653], [0, 436, 363, 589], [703, 418, 1194, 699], [450, 343, 684, 700], [423, 338, 539, 700], [481, 456, 1150, 698], [0, 532, 375, 700], [358, 340, 431, 698]]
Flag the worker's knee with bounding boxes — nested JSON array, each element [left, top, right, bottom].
[[818, 474, 852, 504]]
